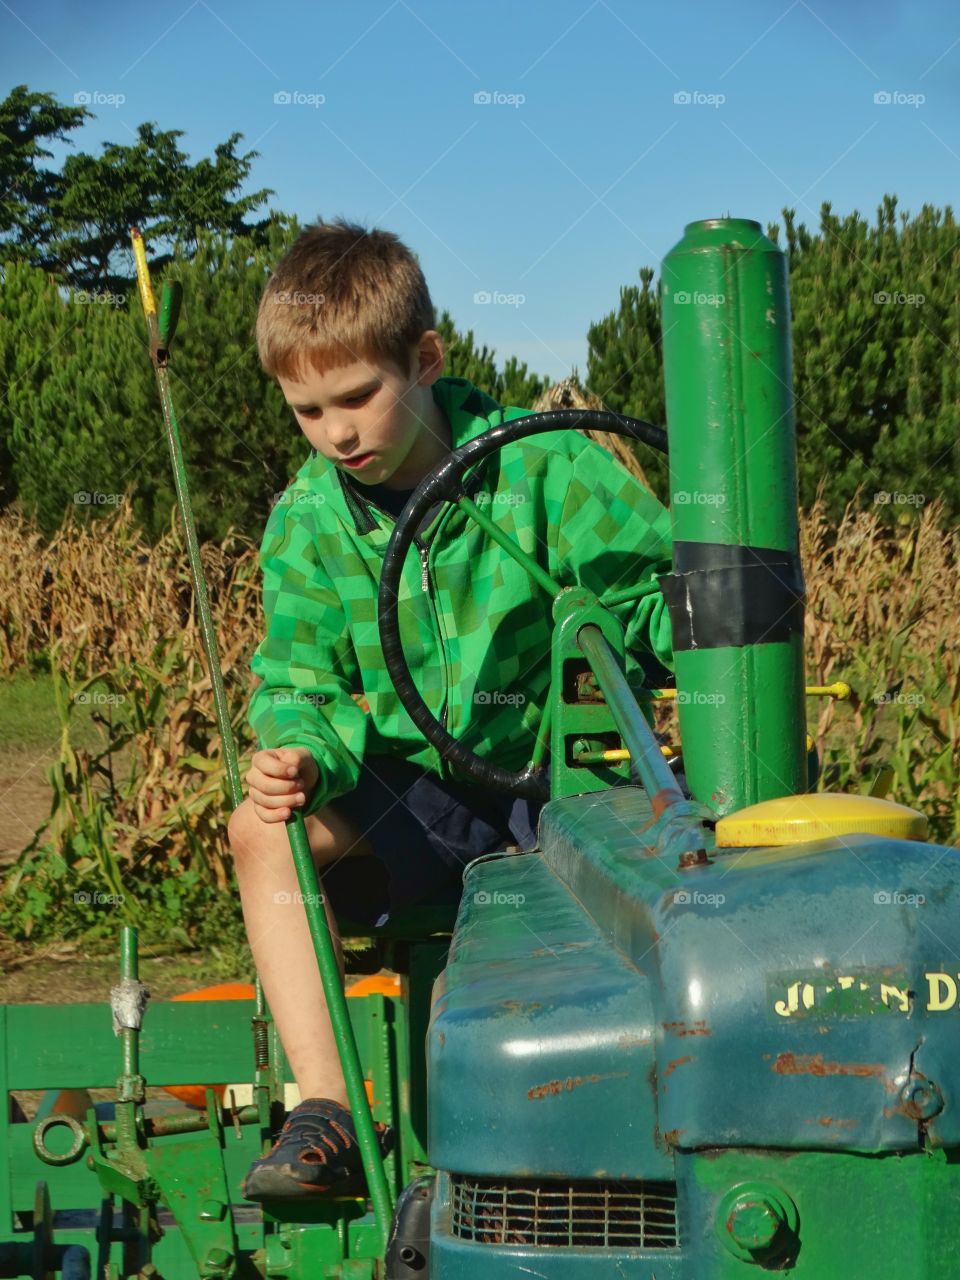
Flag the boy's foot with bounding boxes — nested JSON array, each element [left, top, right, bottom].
[[241, 1098, 394, 1201]]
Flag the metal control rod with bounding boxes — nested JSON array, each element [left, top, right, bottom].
[[575, 624, 683, 801], [131, 230, 394, 1250]]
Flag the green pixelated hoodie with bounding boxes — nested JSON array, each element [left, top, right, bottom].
[[247, 376, 673, 816]]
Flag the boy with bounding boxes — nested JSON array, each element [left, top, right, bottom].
[[230, 219, 673, 1200]]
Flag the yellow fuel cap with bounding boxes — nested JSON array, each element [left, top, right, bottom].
[[715, 792, 929, 847]]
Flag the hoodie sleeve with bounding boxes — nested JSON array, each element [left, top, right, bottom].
[[545, 432, 674, 678], [247, 500, 368, 817]]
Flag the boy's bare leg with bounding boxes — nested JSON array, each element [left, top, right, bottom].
[[228, 797, 374, 1105]]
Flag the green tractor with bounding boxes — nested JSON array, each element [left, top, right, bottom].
[[2, 218, 955, 1279]]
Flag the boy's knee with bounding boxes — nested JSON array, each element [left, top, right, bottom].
[[227, 797, 364, 867], [227, 797, 287, 858]]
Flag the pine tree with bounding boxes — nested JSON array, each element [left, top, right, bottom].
[[1, 235, 552, 540], [587, 199, 960, 520], [2, 227, 301, 540], [585, 266, 667, 494], [435, 311, 549, 406]]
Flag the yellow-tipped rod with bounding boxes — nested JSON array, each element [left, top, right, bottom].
[[573, 744, 676, 764], [574, 742, 817, 765], [131, 226, 157, 318], [129, 228, 242, 807], [130, 228, 396, 1248], [642, 681, 853, 702], [805, 681, 852, 700]]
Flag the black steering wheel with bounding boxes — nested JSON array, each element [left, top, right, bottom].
[[376, 408, 669, 800]]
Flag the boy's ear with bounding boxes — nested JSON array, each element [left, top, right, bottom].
[[416, 330, 445, 384]]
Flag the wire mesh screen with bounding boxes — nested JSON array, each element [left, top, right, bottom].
[[450, 1175, 679, 1249]]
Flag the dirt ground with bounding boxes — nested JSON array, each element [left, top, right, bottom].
[[0, 685, 263, 1124], [0, 743, 58, 864], [0, 743, 245, 1005], [0, 942, 216, 1002]]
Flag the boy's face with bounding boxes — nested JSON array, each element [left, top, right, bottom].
[[276, 332, 448, 490]]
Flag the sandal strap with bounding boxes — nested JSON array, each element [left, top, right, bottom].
[[271, 1099, 390, 1168], [242, 1097, 394, 1200]]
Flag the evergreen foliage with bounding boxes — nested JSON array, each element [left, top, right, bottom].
[[586, 196, 960, 518], [0, 85, 91, 269], [585, 264, 667, 495], [776, 197, 959, 516], [0, 84, 276, 293], [2, 79, 957, 533], [0, 231, 550, 542], [2, 227, 304, 541], [436, 310, 549, 407]]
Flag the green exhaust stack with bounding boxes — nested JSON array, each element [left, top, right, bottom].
[[659, 218, 807, 815]]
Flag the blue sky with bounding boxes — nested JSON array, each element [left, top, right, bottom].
[[4, 0, 958, 381]]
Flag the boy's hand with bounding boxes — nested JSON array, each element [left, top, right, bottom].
[[246, 747, 319, 823]]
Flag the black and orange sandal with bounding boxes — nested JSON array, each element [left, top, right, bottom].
[[241, 1098, 394, 1201]]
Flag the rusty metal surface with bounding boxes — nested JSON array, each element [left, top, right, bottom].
[[427, 846, 667, 1181], [522, 788, 960, 1154]]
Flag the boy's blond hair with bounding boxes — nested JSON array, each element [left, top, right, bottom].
[[256, 218, 436, 381]]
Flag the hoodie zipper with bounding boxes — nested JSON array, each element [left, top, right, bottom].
[[414, 538, 450, 733], [339, 473, 450, 735]]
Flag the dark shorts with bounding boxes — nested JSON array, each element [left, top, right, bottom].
[[319, 755, 544, 928]]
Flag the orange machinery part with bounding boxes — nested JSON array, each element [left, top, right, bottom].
[[163, 977, 401, 1109]]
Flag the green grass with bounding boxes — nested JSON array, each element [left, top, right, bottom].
[[0, 669, 114, 751]]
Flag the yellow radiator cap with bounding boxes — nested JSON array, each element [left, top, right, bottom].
[[716, 793, 928, 847]]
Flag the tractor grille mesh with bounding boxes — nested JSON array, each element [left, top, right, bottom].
[[450, 1175, 679, 1249]]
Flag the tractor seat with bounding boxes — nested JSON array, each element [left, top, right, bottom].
[[327, 844, 530, 941], [335, 900, 459, 940], [326, 850, 462, 941]]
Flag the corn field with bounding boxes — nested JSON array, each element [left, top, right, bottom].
[[0, 495, 956, 943]]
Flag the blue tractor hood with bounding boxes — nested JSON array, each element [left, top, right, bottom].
[[428, 786, 960, 1179]]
